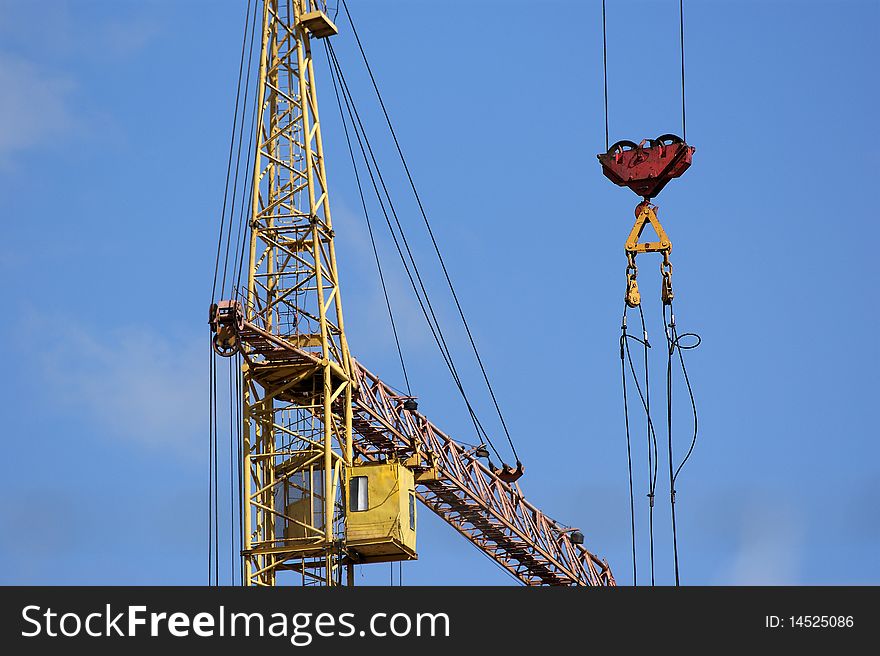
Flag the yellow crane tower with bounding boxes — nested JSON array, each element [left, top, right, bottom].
[[212, 0, 357, 586], [210, 0, 615, 587]]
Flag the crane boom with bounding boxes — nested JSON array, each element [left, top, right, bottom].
[[351, 361, 615, 586], [229, 320, 615, 585]]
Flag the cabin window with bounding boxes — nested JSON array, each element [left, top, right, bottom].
[[409, 492, 416, 530], [350, 476, 369, 512]]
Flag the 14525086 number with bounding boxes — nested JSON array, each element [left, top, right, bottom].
[[790, 616, 854, 628]]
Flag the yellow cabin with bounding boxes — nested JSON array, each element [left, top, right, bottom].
[[346, 461, 418, 564]]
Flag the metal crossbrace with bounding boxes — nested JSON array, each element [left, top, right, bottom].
[[235, 323, 614, 585], [349, 362, 615, 586]]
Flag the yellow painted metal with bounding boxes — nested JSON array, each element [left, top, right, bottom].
[[240, 0, 360, 586], [299, 10, 339, 39], [624, 202, 672, 256], [347, 462, 417, 564], [623, 201, 674, 308]]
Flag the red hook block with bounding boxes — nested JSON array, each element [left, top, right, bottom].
[[598, 134, 695, 199]]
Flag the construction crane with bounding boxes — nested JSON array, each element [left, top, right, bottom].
[[209, 0, 614, 587]]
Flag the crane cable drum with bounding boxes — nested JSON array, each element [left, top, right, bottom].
[[599, 0, 701, 586]]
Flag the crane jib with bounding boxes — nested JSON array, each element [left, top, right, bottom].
[[210, 311, 615, 586]]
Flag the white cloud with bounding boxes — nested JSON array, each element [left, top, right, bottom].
[[102, 18, 160, 57], [38, 321, 208, 460], [332, 201, 436, 351], [0, 53, 75, 162], [723, 500, 803, 585]]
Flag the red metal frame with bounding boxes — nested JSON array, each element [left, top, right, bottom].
[[351, 362, 615, 585], [230, 317, 615, 586], [598, 134, 694, 199]]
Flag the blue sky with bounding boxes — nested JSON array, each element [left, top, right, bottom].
[[0, 0, 877, 586]]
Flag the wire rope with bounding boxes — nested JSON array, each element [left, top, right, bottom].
[[326, 52, 412, 395], [338, 0, 520, 465], [663, 301, 700, 585], [679, 0, 687, 143], [619, 312, 638, 585], [620, 303, 659, 585], [602, 0, 609, 150], [212, 0, 255, 304], [325, 44, 506, 464]]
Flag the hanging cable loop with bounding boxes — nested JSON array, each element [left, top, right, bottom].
[[620, 303, 659, 585], [618, 312, 637, 585], [662, 301, 701, 586]]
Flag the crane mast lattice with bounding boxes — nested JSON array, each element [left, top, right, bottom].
[[239, 0, 353, 586]]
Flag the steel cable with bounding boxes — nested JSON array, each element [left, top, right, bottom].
[[619, 313, 638, 585], [621, 303, 660, 586], [219, 0, 258, 299], [602, 0, 609, 150], [208, 342, 214, 585], [228, 0, 261, 300], [338, 0, 520, 465], [679, 0, 687, 143], [328, 44, 500, 460], [601, 0, 688, 146], [228, 358, 236, 585], [212, 0, 255, 305], [235, 351, 244, 586], [213, 352, 220, 587], [663, 301, 700, 585], [326, 48, 411, 396], [325, 44, 505, 464]]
